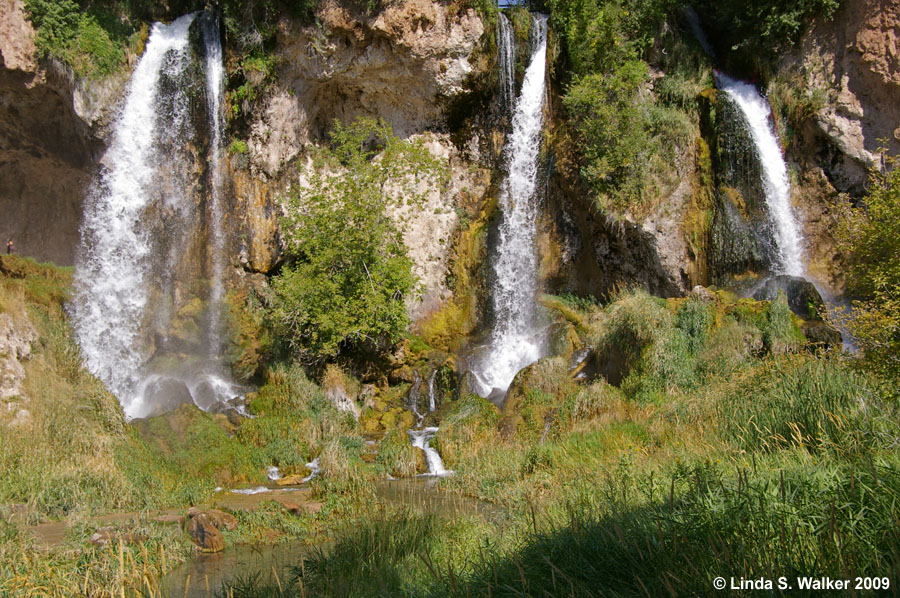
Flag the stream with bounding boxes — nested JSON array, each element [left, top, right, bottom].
[[160, 479, 504, 597]]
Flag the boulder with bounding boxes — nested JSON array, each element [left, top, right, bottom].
[[802, 320, 843, 350], [186, 513, 225, 553], [752, 275, 825, 320]]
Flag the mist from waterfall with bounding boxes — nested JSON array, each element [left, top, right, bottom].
[[72, 13, 242, 419], [716, 73, 805, 277], [471, 14, 549, 399]]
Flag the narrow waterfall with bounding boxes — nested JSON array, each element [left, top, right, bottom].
[[497, 13, 517, 113], [472, 15, 549, 398], [201, 16, 227, 358], [72, 13, 241, 419], [716, 73, 805, 277]]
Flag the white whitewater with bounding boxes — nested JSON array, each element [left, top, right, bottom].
[[202, 17, 227, 358], [409, 427, 449, 476], [497, 13, 517, 113], [716, 73, 805, 276], [473, 15, 549, 397], [72, 14, 197, 414], [72, 13, 241, 419]]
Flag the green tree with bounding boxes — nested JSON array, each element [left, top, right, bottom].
[[837, 156, 900, 384], [269, 117, 446, 363]]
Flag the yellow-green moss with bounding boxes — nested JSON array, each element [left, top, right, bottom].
[[420, 197, 497, 350]]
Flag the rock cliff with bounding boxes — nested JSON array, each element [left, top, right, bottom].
[[0, 0, 122, 265]]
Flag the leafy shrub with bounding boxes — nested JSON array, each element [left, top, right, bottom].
[[836, 156, 900, 387], [24, 0, 133, 78], [269, 117, 445, 363]]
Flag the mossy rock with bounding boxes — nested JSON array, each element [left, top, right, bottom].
[[500, 356, 575, 440], [433, 395, 500, 468]]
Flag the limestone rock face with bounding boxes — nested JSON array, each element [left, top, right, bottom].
[[782, 0, 900, 194], [0, 0, 123, 266], [244, 0, 486, 177], [0, 311, 37, 414]]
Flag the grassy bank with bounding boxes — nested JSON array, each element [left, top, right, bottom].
[[221, 290, 900, 597], [0, 256, 374, 597]]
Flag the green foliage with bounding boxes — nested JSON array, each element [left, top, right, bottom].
[[719, 356, 876, 454], [24, 0, 136, 78], [376, 428, 420, 478], [269, 117, 446, 363], [837, 157, 900, 385], [696, 0, 841, 59], [228, 138, 249, 155], [548, 0, 698, 216]]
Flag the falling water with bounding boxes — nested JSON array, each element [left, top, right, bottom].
[[408, 428, 449, 476], [472, 15, 549, 398], [497, 13, 517, 113], [72, 13, 242, 419], [716, 73, 805, 277], [202, 16, 227, 358]]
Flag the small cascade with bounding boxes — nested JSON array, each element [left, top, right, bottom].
[[404, 369, 449, 476], [426, 371, 436, 413], [408, 428, 449, 476], [471, 14, 550, 399], [71, 13, 243, 419], [497, 13, 517, 113], [715, 73, 805, 277]]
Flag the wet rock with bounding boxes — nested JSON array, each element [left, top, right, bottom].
[[802, 320, 843, 350], [752, 275, 825, 320], [186, 513, 225, 553], [139, 377, 194, 418], [274, 474, 306, 486], [500, 357, 574, 440], [184, 507, 237, 532], [547, 321, 583, 362]]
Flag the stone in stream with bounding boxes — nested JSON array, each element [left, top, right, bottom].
[[183, 508, 238, 553], [186, 514, 225, 553]]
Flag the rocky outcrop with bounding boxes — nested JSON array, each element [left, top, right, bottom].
[[0, 310, 38, 419], [242, 0, 487, 177], [780, 0, 900, 194], [0, 0, 122, 266]]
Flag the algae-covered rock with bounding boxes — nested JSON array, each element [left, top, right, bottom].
[[752, 275, 825, 320], [500, 356, 575, 440], [433, 394, 499, 468]]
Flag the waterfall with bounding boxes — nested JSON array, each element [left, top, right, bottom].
[[497, 13, 517, 113], [202, 16, 227, 358], [716, 73, 805, 277], [72, 13, 242, 419], [408, 428, 449, 476], [472, 15, 549, 398]]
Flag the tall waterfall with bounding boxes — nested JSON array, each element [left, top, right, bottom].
[[716, 73, 805, 277], [72, 13, 241, 419], [202, 17, 227, 358], [472, 15, 549, 399]]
